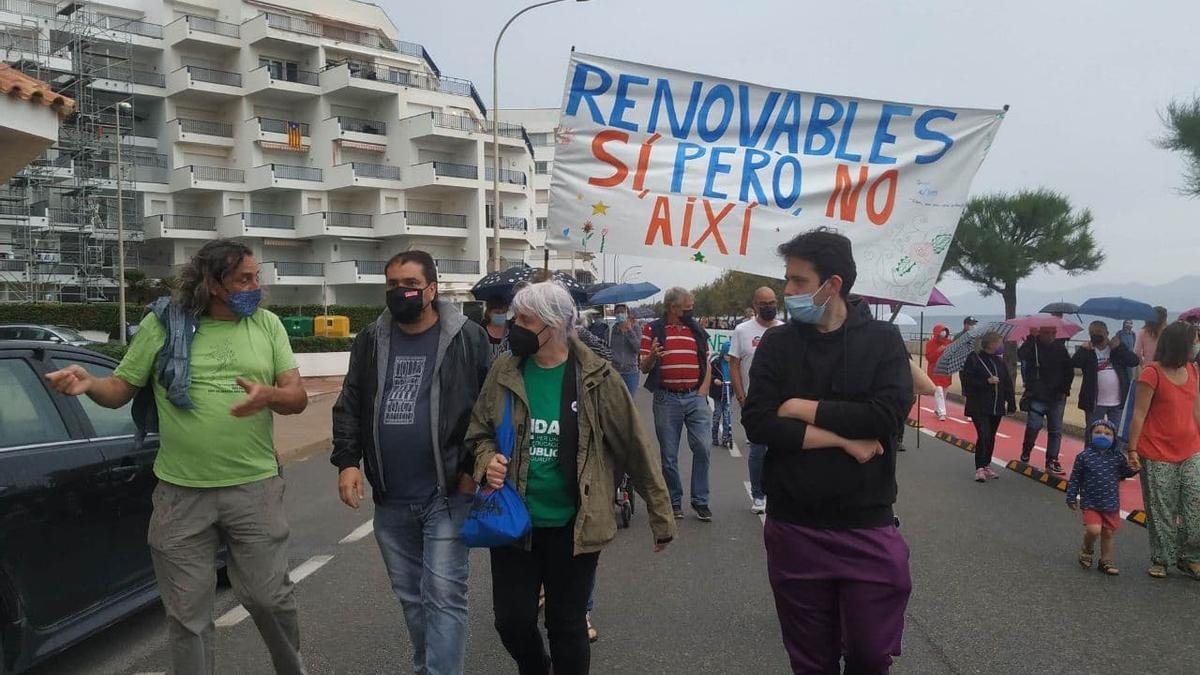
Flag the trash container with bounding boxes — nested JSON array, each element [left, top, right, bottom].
[[314, 315, 350, 338], [281, 315, 314, 338]]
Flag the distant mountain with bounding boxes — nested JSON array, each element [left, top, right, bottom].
[[925, 276, 1200, 316]]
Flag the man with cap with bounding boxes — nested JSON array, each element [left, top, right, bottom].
[[954, 316, 978, 342]]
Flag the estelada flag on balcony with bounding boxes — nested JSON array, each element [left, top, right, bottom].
[[287, 121, 302, 149], [547, 52, 1006, 304]]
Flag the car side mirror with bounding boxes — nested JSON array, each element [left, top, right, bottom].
[[48, 336, 64, 343]]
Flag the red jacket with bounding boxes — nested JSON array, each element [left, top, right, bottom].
[[925, 324, 953, 388]]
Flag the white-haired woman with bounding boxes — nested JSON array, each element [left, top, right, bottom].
[[466, 281, 676, 675]]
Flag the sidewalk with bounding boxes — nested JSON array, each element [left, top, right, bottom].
[[274, 377, 341, 463]]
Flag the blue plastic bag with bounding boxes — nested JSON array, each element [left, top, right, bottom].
[[461, 392, 531, 548]]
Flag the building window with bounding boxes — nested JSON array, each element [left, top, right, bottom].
[[535, 161, 549, 174], [536, 190, 549, 204], [574, 270, 595, 285], [536, 217, 548, 231], [529, 132, 553, 146]]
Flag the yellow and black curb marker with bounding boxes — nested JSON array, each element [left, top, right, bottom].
[[905, 418, 1147, 529]]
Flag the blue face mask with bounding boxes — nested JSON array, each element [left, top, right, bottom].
[[785, 281, 831, 325], [490, 313, 508, 327], [1090, 434, 1114, 451], [226, 288, 262, 318], [615, 313, 628, 323]]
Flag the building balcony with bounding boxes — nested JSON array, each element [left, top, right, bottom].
[[401, 111, 483, 142], [246, 163, 323, 191], [325, 259, 385, 285], [245, 117, 311, 153], [167, 65, 242, 99], [244, 65, 320, 99], [170, 165, 246, 192], [324, 115, 388, 146], [318, 63, 394, 98], [219, 212, 297, 239], [241, 12, 322, 49], [326, 162, 401, 190], [164, 15, 241, 50], [89, 65, 167, 97], [403, 161, 481, 191], [295, 211, 374, 238], [434, 258, 481, 280], [144, 214, 218, 240], [261, 261, 324, 286], [374, 210, 468, 238], [486, 216, 530, 238], [168, 117, 235, 147], [93, 13, 164, 49], [484, 166, 529, 189]]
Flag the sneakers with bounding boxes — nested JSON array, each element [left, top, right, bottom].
[[937, 414, 947, 421], [673, 507, 684, 520], [751, 498, 766, 514], [1019, 450, 1032, 464], [974, 468, 987, 482], [1047, 460, 1065, 475], [693, 504, 713, 522], [984, 466, 1000, 480]]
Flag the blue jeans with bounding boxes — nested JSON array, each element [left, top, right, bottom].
[[748, 442, 768, 500], [1022, 397, 1066, 463], [1088, 403, 1123, 426], [652, 390, 712, 508], [620, 372, 640, 399], [711, 396, 733, 444], [374, 492, 472, 675]]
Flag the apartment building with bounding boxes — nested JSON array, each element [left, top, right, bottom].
[[502, 106, 595, 287], [0, 0, 539, 305]]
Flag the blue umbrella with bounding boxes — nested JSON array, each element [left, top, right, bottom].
[[588, 282, 660, 305], [1077, 297, 1159, 322]]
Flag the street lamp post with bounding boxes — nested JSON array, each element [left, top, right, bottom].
[[491, 0, 589, 272], [115, 101, 132, 345], [619, 264, 642, 283]]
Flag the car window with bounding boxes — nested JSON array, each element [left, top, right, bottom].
[[53, 326, 86, 342], [52, 358, 137, 438], [0, 327, 19, 339], [0, 359, 70, 448]]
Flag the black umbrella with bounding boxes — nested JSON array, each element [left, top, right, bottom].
[[934, 321, 1014, 375], [1039, 301, 1080, 315], [470, 266, 589, 304]]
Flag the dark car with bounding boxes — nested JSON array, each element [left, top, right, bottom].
[[0, 341, 161, 674]]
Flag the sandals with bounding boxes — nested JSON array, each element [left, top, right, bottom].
[[1098, 560, 1120, 576], [1176, 561, 1200, 580], [1148, 564, 1168, 578], [1078, 549, 1094, 569]]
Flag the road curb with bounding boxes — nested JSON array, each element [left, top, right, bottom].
[[905, 418, 1147, 528]]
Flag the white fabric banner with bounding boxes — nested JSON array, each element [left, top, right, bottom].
[[548, 52, 1005, 304]]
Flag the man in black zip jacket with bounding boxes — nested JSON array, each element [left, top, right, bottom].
[[331, 250, 490, 675], [742, 228, 914, 675]]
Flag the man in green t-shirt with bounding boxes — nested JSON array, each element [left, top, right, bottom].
[[45, 240, 309, 675]]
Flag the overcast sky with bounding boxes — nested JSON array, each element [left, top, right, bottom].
[[382, 0, 1200, 308]]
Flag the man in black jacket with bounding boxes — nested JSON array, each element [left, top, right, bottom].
[[1072, 320, 1140, 426], [1017, 326, 1074, 474], [331, 250, 489, 675], [742, 228, 913, 675]]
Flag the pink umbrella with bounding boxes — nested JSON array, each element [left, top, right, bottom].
[[857, 287, 954, 307], [1004, 315, 1083, 341]]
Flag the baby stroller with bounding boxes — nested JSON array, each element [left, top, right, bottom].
[[711, 344, 734, 450], [614, 471, 636, 528]]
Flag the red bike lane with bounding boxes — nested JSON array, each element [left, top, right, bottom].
[[907, 397, 1145, 515]]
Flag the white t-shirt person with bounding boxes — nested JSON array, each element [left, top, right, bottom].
[[729, 317, 784, 400], [1094, 346, 1122, 407]]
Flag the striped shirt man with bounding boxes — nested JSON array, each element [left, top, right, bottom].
[[641, 323, 702, 391]]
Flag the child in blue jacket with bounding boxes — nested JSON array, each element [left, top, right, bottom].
[[1066, 419, 1138, 575]]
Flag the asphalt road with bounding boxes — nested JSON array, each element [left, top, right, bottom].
[[31, 393, 1199, 675]]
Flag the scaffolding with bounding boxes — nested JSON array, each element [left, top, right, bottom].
[[0, 0, 143, 302]]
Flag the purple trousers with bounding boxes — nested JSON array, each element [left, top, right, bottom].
[[764, 519, 912, 675]]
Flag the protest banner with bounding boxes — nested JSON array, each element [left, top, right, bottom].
[[548, 52, 1005, 304]]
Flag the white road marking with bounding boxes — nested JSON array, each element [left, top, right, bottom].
[[948, 416, 968, 424], [996, 432, 1011, 438], [728, 440, 742, 457], [340, 520, 375, 544], [215, 555, 335, 628], [920, 428, 937, 437], [920, 406, 937, 414], [743, 481, 765, 525]]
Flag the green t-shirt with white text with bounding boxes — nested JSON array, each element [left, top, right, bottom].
[[114, 308, 297, 488], [522, 361, 576, 528]]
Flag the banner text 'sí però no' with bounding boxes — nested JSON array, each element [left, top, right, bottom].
[[547, 52, 1005, 305]]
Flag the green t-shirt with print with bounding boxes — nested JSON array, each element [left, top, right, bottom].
[[114, 308, 298, 488], [522, 361, 576, 528]]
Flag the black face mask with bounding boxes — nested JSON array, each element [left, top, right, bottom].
[[1090, 333, 1107, 346], [758, 306, 778, 322], [681, 309, 695, 322], [387, 286, 428, 324], [508, 323, 548, 358]]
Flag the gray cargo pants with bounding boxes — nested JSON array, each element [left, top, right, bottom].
[[148, 475, 305, 675]]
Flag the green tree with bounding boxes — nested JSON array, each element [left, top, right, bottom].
[[942, 189, 1103, 320], [691, 270, 784, 318], [1157, 95, 1200, 196]]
